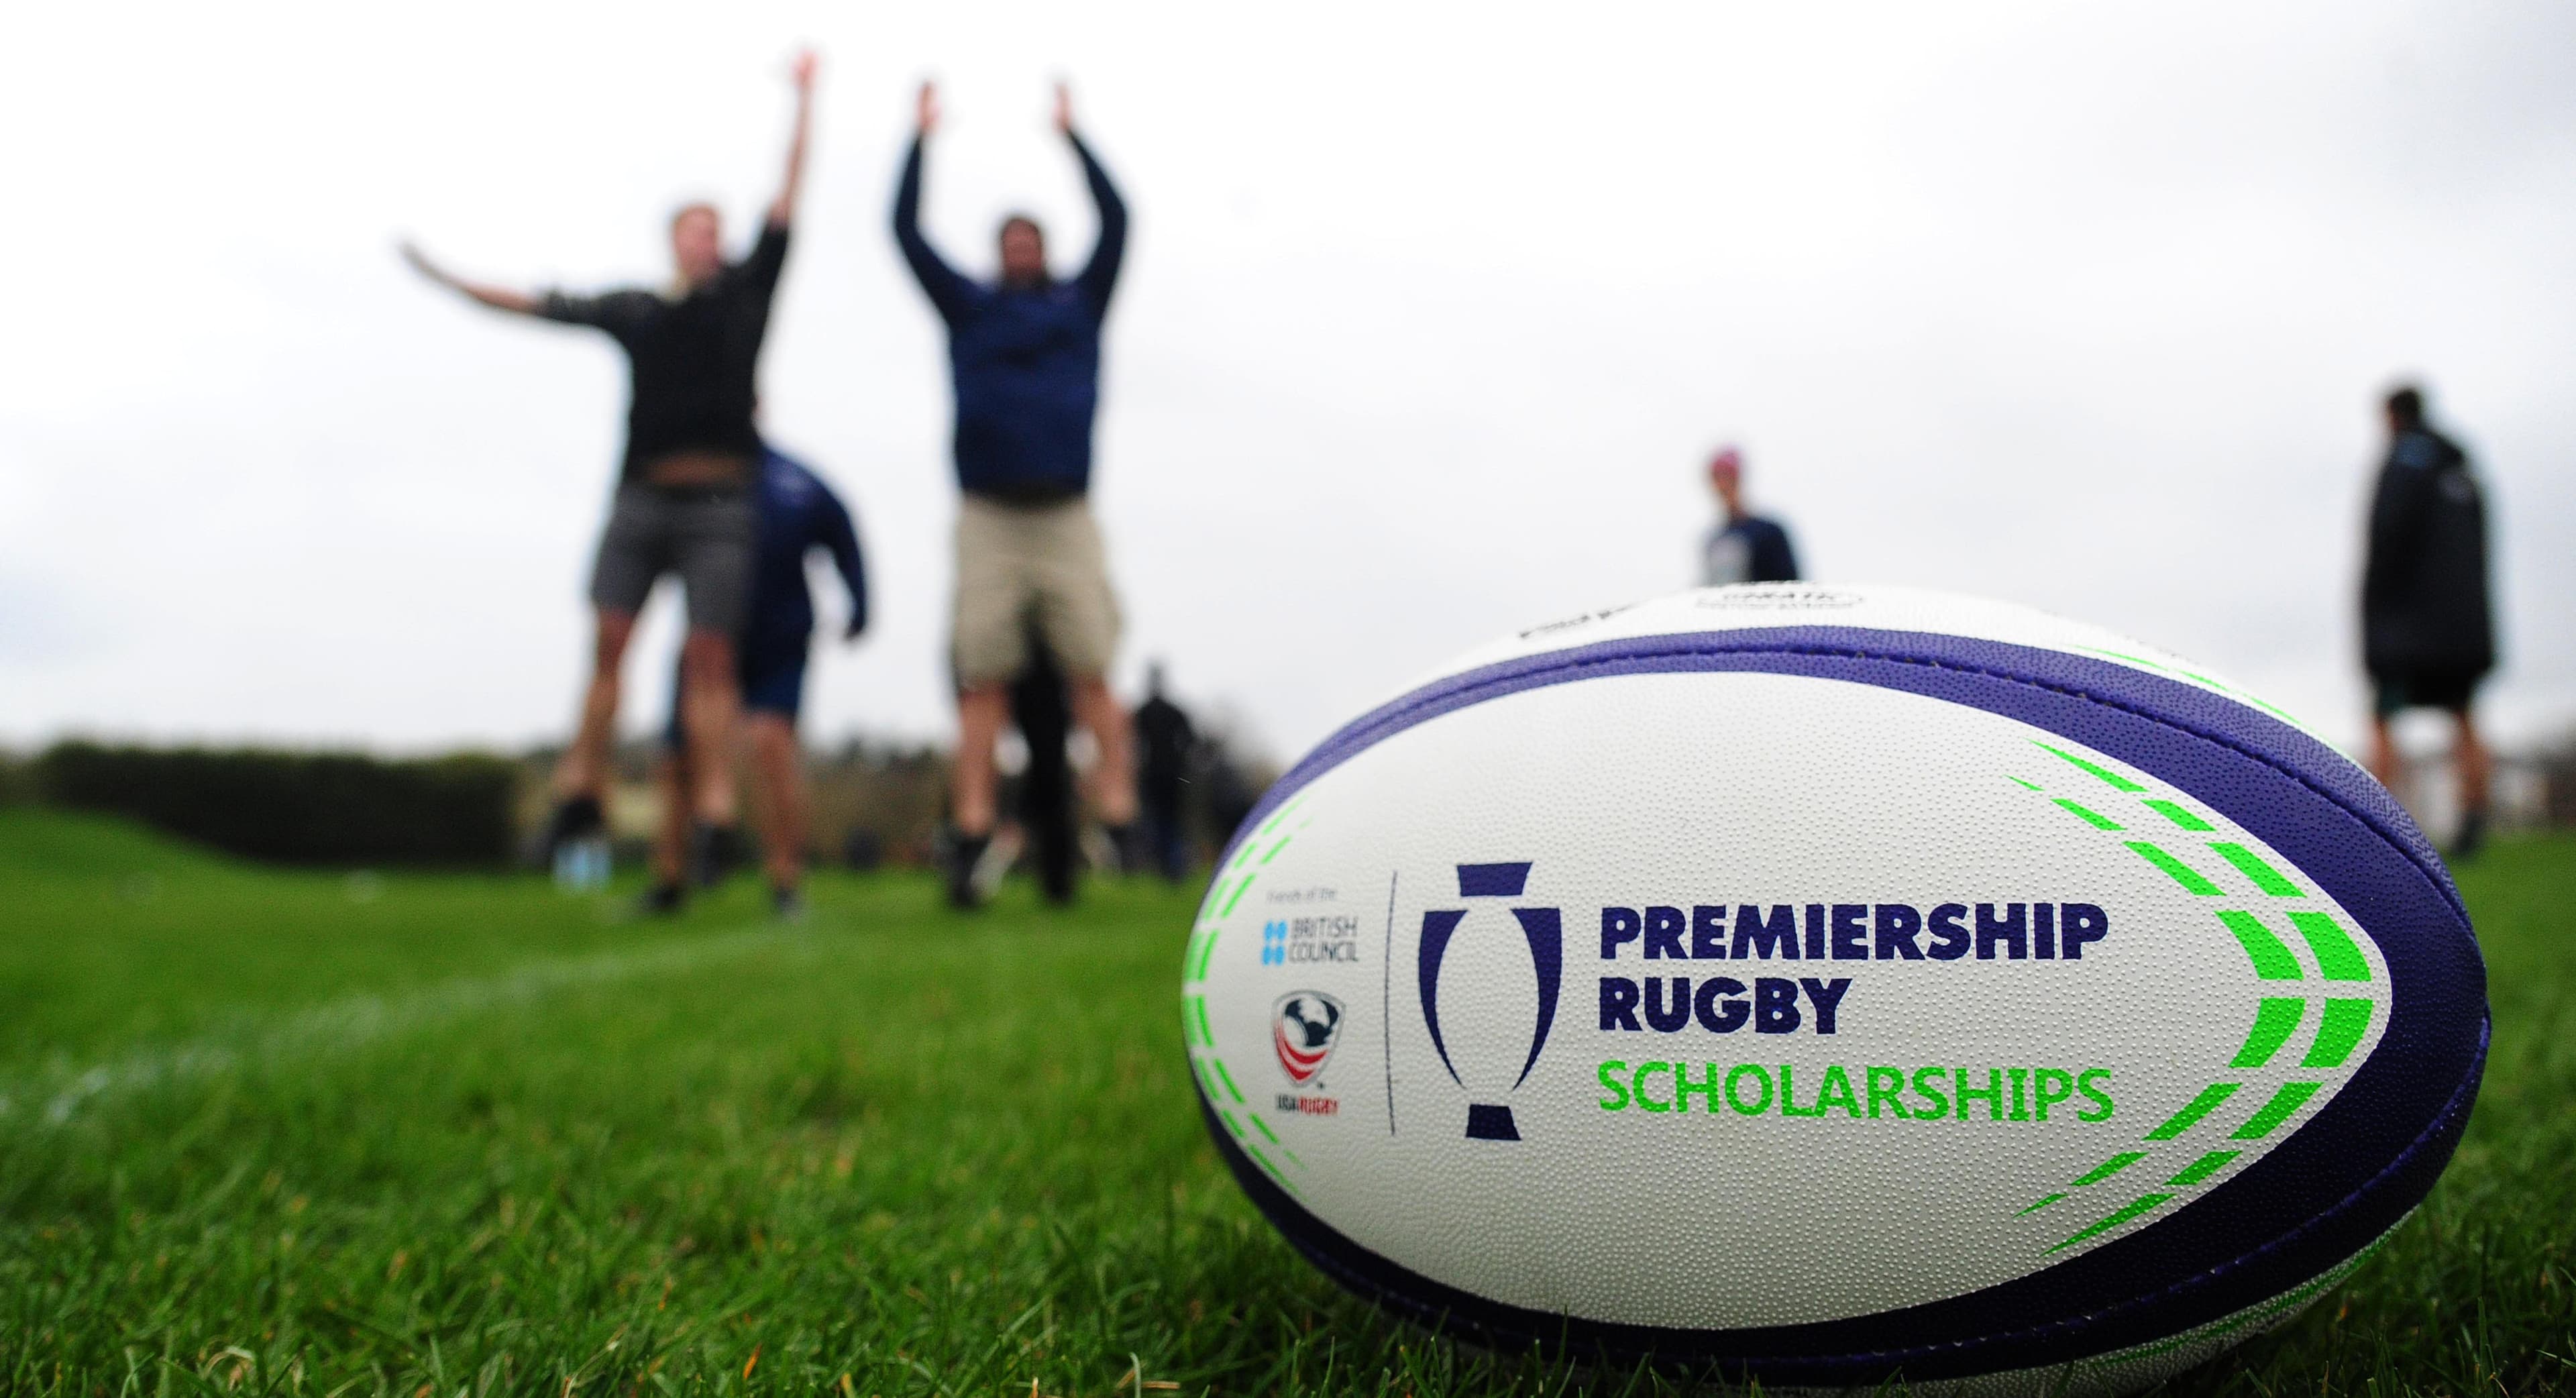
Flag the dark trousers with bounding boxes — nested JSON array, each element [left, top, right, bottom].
[[1140, 789, 1189, 882], [1010, 625, 1079, 904]]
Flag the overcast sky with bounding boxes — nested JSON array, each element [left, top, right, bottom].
[[3, 1, 2570, 767]]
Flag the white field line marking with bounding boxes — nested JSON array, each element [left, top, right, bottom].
[[3, 926, 805, 1128]]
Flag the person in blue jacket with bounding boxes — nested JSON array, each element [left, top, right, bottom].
[[647, 443, 867, 918], [894, 78, 1138, 908]]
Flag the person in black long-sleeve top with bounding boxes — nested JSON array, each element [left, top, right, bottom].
[[404, 51, 817, 886], [894, 80, 1139, 907], [2361, 383, 2496, 858]]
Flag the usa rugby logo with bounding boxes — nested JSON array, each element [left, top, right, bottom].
[[1273, 992, 1345, 1085]]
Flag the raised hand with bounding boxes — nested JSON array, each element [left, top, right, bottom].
[[772, 48, 818, 225], [916, 80, 940, 135], [1052, 80, 1073, 135], [397, 240, 537, 314], [398, 239, 451, 286]]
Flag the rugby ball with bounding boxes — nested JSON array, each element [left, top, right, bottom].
[[1183, 585, 2485, 1393]]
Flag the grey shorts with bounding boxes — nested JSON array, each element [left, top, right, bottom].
[[588, 484, 755, 635], [952, 494, 1122, 686]]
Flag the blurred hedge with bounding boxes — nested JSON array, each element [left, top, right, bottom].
[[36, 742, 520, 867]]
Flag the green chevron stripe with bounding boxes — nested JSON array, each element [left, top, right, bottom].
[[2054, 1193, 2176, 1252], [2128, 842, 2223, 895], [2230, 998, 2307, 1068], [2145, 1082, 2243, 1140], [2302, 999, 2375, 1069]]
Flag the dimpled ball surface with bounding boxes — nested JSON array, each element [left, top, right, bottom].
[[1183, 585, 2486, 1395]]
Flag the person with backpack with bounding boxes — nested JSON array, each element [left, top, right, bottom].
[[2361, 383, 2497, 859]]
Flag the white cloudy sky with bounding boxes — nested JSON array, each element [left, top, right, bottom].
[[3, 2, 2570, 766]]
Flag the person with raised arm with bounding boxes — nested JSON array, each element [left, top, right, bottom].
[[893, 79, 1138, 908], [404, 50, 817, 887]]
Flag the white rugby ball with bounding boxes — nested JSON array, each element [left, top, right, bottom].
[[1184, 585, 2485, 1394]]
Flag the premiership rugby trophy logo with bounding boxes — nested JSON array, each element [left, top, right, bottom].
[[1419, 861, 1563, 1141]]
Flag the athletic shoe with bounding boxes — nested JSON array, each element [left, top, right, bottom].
[[943, 828, 992, 910], [771, 883, 806, 922], [635, 881, 686, 917], [539, 794, 606, 860], [2451, 809, 2488, 863], [689, 822, 747, 888]]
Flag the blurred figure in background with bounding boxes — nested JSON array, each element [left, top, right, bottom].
[[647, 443, 867, 918], [2361, 383, 2496, 859], [404, 51, 817, 888], [1698, 445, 1801, 586], [1134, 663, 1198, 883], [893, 78, 1136, 908], [1009, 628, 1081, 906]]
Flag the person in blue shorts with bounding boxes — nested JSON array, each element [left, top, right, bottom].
[[647, 443, 867, 917]]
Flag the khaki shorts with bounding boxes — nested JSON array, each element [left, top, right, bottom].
[[952, 494, 1122, 687]]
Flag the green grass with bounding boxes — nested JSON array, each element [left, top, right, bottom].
[[0, 807, 2567, 1396]]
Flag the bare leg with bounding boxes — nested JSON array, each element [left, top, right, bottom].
[[2365, 714, 2401, 798], [2455, 708, 2490, 816], [679, 627, 742, 826], [651, 749, 692, 888], [953, 684, 1010, 837], [745, 714, 805, 890], [1069, 675, 1138, 827], [552, 610, 638, 801]]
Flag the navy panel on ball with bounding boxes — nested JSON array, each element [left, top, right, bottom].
[[1197, 626, 2487, 1385]]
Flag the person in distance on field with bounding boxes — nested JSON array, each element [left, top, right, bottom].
[[892, 78, 1138, 909], [645, 441, 867, 919], [1698, 445, 1801, 586], [402, 50, 817, 890], [2360, 383, 2496, 860], [1133, 662, 1198, 883], [1009, 627, 1083, 906]]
